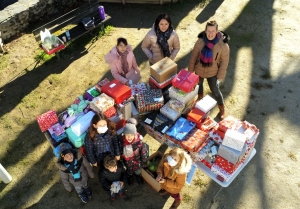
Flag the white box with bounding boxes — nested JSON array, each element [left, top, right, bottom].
[[195, 95, 217, 113], [222, 129, 247, 151]]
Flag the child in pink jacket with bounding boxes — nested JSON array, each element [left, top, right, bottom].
[[105, 37, 141, 85]]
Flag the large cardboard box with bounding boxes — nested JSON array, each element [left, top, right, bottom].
[[141, 151, 163, 192], [150, 57, 178, 83]]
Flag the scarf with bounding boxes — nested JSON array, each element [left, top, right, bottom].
[[200, 32, 220, 67], [117, 48, 129, 76], [64, 157, 83, 182], [122, 133, 140, 158], [155, 26, 173, 57]]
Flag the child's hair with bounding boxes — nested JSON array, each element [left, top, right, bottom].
[[163, 147, 185, 178], [117, 37, 128, 46], [103, 154, 117, 169], [88, 113, 116, 141]]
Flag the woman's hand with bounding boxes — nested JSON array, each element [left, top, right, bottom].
[[115, 156, 120, 161], [156, 174, 162, 182], [158, 178, 165, 184], [93, 162, 97, 167]]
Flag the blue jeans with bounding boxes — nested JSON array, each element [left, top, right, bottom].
[[198, 76, 224, 105], [111, 188, 124, 197]]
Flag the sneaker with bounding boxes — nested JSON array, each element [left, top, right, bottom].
[[78, 192, 88, 203], [84, 187, 93, 198], [111, 195, 116, 201], [119, 192, 125, 198], [135, 174, 144, 185]]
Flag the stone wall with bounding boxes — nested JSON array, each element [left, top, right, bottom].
[[0, 0, 87, 41]]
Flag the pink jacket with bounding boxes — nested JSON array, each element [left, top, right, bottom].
[[105, 45, 140, 84]]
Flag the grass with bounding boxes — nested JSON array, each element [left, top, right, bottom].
[[0, 54, 8, 72], [182, 192, 193, 203], [194, 177, 208, 188]]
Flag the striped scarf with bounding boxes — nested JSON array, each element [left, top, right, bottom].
[[200, 32, 220, 67]]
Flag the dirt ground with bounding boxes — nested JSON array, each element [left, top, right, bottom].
[[1, 0, 300, 208]]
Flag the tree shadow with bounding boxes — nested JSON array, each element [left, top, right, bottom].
[[196, 0, 224, 24]]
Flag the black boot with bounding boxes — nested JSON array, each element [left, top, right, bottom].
[[135, 174, 144, 185], [128, 174, 134, 186]]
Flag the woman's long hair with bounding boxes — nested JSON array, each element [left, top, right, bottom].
[[154, 13, 173, 32], [162, 147, 185, 178], [88, 113, 116, 142]]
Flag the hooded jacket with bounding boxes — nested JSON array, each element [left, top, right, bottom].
[[105, 45, 140, 84], [141, 25, 180, 64], [156, 151, 192, 194], [188, 31, 230, 80], [56, 150, 94, 192]]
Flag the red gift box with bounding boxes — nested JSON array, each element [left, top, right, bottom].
[[103, 106, 117, 118], [172, 69, 199, 93], [218, 116, 239, 132], [200, 159, 213, 169], [215, 155, 241, 174], [200, 117, 217, 131], [116, 119, 126, 131], [36, 110, 59, 132], [101, 79, 132, 104], [149, 75, 175, 89], [42, 38, 65, 55], [187, 108, 206, 123], [180, 128, 208, 152]]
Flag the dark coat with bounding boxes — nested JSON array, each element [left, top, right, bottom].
[[99, 161, 127, 191], [84, 131, 121, 165]]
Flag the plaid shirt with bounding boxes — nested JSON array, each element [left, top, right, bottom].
[[84, 131, 120, 165]]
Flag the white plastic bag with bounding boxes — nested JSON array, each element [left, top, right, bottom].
[[40, 28, 51, 43]]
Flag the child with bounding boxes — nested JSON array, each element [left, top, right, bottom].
[[156, 147, 192, 209], [122, 118, 148, 185], [84, 114, 121, 167], [56, 143, 94, 203], [99, 154, 127, 200]]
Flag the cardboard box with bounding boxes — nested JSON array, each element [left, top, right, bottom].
[[150, 57, 178, 83], [141, 151, 163, 192]]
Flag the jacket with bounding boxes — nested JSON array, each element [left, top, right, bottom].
[[156, 151, 192, 194], [141, 26, 180, 64], [188, 31, 230, 80], [99, 161, 127, 191], [105, 45, 140, 84], [122, 133, 148, 175], [56, 150, 94, 192], [84, 131, 121, 165]]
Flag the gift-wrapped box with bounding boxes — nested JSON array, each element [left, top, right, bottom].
[[208, 129, 224, 144], [187, 108, 206, 123], [149, 74, 176, 89], [101, 79, 132, 104], [166, 117, 196, 141], [71, 111, 95, 137], [95, 78, 111, 92], [200, 157, 213, 169], [144, 124, 166, 144], [199, 116, 217, 131], [218, 144, 247, 164], [215, 155, 242, 174], [172, 69, 199, 93], [195, 95, 217, 113], [160, 103, 181, 122], [84, 86, 100, 101], [90, 93, 115, 113], [180, 128, 208, 152], [222, 129, 247, 151], [143, 112, 173, 134], [169, 85, 199, 104], [103, 106, 117, 118], [211, 164, 233, 182], [131, 82, 148, 96], [218, 116, 240, 132], [66, 128, 87, 148], [181, 95, 198, 115], [168, 99, 185, 113], [48, 123, 65, 136], [37, 110, 59, 132], [240, 121, 260, 144], [165, 137, 181, 149], [190, 139, 214, 161], [150, 57, 178, 83], [135, 89, 164, 113]]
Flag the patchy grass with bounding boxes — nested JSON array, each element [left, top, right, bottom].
[[260, 67, 272, 80], [0, 54, 8, 72], [182, 193, 193, 203], [229, 95, 237, 104], [251, 82, 273, 90], [194, 177, 208, 188], [288, 152, 297, 162]]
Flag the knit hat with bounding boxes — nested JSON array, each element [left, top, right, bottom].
[[126, 118, 137, 126], [60, 142, 72, 157], [123, 123, 137, 135]]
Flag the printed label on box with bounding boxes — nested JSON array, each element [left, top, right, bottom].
[[145, 118, 152, 124], [110, 83, 116, 88], [162, 126, 168, 133]]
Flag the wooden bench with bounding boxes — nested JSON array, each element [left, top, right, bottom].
[[32, 0, 111, 58]]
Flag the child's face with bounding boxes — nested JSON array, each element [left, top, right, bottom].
[[171, 154, 180, 163], [106, 165, 117, 172], [125, 134, 135, 142], [63, 153, 74, 162]]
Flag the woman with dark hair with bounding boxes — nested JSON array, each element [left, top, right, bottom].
[[84, 114, 120, 167], [105, 37, 141, 85], [141, 13, 180, 64], [188, 20, 230, 120]]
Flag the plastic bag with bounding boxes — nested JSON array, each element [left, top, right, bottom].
[[40, 28, 51, 43]]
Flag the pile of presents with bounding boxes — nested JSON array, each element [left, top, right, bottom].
[[36, 57, 259, 183]]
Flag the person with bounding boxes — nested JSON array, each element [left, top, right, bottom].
[[122, 118, 148, 186], [56, 143, 94, 204], [99, 154, 127, 200], [156, 147, 192, 209], [105, 37, 141, 85], [141, 13, 180, 64], [84, 114, 121, 168], [188, 20, 230, 120]]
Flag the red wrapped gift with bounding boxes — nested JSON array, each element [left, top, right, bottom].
[[37, 110, 59, 132], [181, 128, 208, 152], [172, 69, 199, 93], [218, 116, 239, 133], [95, 78, 111, 93], [199, 117, 217, 131], [200, 159, 213, 169], [116, 119, 126, 131], [103, 106, 117, 118], [215, 155, 241, 174], [101, 79, 131, 104], [187, 108, 206, 123], [79, 146, 86, 156], [149, 75, 176, 89]]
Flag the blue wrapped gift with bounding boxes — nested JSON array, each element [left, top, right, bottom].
[[166, 117, 196, 141]]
